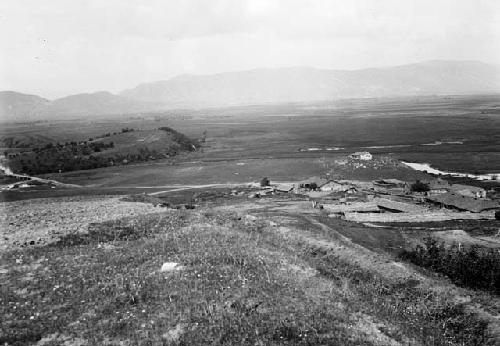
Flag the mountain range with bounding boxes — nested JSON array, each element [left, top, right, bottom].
[[2, 60, 500, 121]]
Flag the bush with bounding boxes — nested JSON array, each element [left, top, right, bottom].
[[410, 180, 430, 192], [400, 237, 500, 294], [260, 177, 270, 187]]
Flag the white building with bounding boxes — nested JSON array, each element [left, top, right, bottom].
[[349, 152, 372, 160]]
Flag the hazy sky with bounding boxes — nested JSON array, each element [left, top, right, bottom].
[[1, 0, 499, 99]]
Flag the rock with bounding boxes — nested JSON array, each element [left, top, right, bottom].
[[161, 262, 183, 272], [162, 323, 185, 343], [245, 215, 258, 222]]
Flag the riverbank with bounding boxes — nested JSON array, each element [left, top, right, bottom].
[[401, 161, 500, 181]]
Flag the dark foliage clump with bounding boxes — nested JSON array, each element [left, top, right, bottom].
[[158, 126, 199, 151], [260, 177, 270, 187], [8, 127, 199, 175], [410, 180, 430, 192], [400, 237, 500, 294]]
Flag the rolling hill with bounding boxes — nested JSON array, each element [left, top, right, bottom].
[[49, 91, 161, 116], [5, 127, 199, 175], [2, 60, 500, 121], [0, 91, 50, 122], [0, 91, 160, 122]]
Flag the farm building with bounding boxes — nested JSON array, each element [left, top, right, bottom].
[[449, 184, 487, 198], [349, 152, 372, 160], [298, 176, 329, 190], [426, 192, 499, 213], [421, 179, 487, 198], [373, 179, 408, 195], [421, 178, 450, 195], [274, 183, 294, 193], [373, 198, 428, 213], [320, 181, 356, 193], [374, 179, 407, 189]]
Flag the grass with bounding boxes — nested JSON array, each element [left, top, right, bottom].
[[1, 208, 496, 345]]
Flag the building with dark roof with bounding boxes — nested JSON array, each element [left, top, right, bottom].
[[426, 192, 499, 213]]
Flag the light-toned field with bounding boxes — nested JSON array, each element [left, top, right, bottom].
[[0, 195, 163, 251]]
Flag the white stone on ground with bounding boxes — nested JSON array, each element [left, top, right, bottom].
[[160, 262, 183, 272]]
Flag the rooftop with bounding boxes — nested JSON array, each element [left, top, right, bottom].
[[426, 192, 499, 213]]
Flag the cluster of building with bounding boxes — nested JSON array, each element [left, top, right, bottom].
[[246, 151, 499, 220], [250, 174, 499, 221]]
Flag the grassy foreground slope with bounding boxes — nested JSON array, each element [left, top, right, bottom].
[[1, 206, 496, 346]]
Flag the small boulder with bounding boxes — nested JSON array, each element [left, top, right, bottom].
[[162, 323, 185, 343], [245, 215, 258, 222], [161, 262, 183, 272]]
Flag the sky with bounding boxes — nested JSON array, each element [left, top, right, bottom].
[[1, 0, 499, 99]]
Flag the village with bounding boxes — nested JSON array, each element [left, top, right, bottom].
[[248, 151, 500, 224]]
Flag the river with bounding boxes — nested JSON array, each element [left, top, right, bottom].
[[401, 161, 500, 181]]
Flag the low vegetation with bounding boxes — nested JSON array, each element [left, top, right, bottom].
[[410, 180, 430, 192], [5, 127, 199, 175], [259, 177, 270, 187], [401, 237, 500, 294], [0, 210, 494, 345]]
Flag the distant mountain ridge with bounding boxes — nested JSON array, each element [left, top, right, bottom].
[[121, 60, 500, 106], [0, 91, 50, 121], [0, 91, 162, 122], [2, 60, 500, 121]]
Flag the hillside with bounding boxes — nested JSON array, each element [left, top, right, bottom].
[[0, 91, 160, 122], [121, 60, 500, 106], [0, 91, 50, 122], [2, 193, 499, 345], [5, 127, 199, 175], [49, 91, 161, 116]]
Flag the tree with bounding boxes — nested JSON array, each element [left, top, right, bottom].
[[410, 180, 430, 193], [260, 177, 270, 187]]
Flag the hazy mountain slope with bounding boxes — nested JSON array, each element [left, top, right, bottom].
[[0, 91, 50, 122], [0, 91, 163, 122], [48, 91, 160, 116], [121, 60, 500, 106]]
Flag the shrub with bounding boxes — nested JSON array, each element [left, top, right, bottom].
[[410, 180, 430, 192], [260, 177, 270, 187], [400, 237, 500, 294]]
